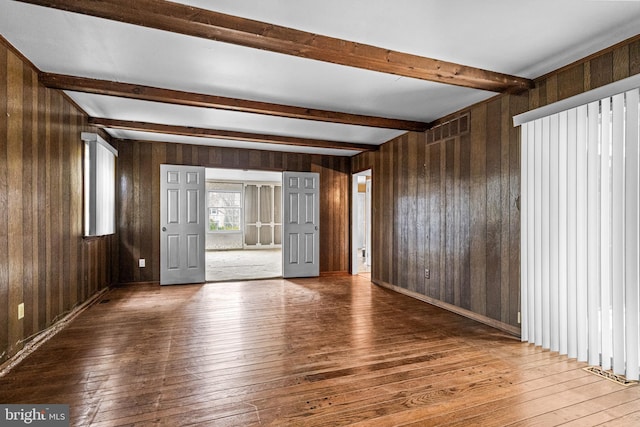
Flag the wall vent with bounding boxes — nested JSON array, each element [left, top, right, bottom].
[[583, 366, 639, 387], [426, 112, 470, 144]]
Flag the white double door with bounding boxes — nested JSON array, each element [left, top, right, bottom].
[[160, 166, 319, 284]]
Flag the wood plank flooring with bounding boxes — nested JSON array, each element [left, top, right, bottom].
[[0, 275, 638, 426]]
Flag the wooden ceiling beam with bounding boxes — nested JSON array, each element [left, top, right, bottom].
[[88, 117, 378, 152], [20, 0, 533, 93], [40, 73, 429, 131]]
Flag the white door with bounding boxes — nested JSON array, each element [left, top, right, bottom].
[[160, 164, 205, 285], [351, 171, 372, 275], [365, 178, 372, 267], [282, 171, 320, 278]]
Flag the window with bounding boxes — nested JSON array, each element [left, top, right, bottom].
[[208, 190, 242, 232], [82, 132, 117, 236]]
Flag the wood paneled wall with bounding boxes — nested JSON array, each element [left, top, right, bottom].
[[353, 34, 640, 331], [0, 39, 116, 365], [115, 140, 350, 283], [531, 36, 640, 110]]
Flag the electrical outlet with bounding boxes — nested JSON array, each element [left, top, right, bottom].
[[517, 311, 521, 324], [139, 259, 146, 268], [18, 303, 24, 320], [425, 269, 430, 279]]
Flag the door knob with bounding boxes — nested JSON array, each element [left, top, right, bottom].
[[162, 226, 167, 232]]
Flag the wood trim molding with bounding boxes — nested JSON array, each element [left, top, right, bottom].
[[372, 279, 522, 337], [0, 35, 116, 145], [535, 33, 640, 83], [89, 117, 378, 152], [319, 271, 350, 277], [0, 287, 110, 377], [114, 281, 161, 287], [0, 34, 39, 72], [514, 72, 640, 126], [40, 73, 429, 132], [19, 0, 532, 93]]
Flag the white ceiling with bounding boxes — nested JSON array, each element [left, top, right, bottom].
[[2, 0, 640, 156]]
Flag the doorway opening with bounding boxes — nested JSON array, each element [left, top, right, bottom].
[[352, 170, 371, 276], [205, 168, 283, 282]]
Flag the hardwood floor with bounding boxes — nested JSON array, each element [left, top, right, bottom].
[[1, 275, 638, 426]]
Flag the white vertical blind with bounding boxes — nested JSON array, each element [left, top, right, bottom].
[[521, 122, 529, 342], [558, 111, 569, 356], [542, 116, 551, 349], [519, 88, 640, 381], [600, 97, 612, 372], [528, 122, 536, 343], [534, 119, 543, 346], [612, 93, 625, 375], [82, 132, 118, 237], [587, 100, 600, 366], [576, 105, 588, 363], [549, 113, 560, 353], [567, 108, 578, 360], [625, 89, 640, 380]]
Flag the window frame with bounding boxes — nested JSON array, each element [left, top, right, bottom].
[[207, 189, 243, 233]]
